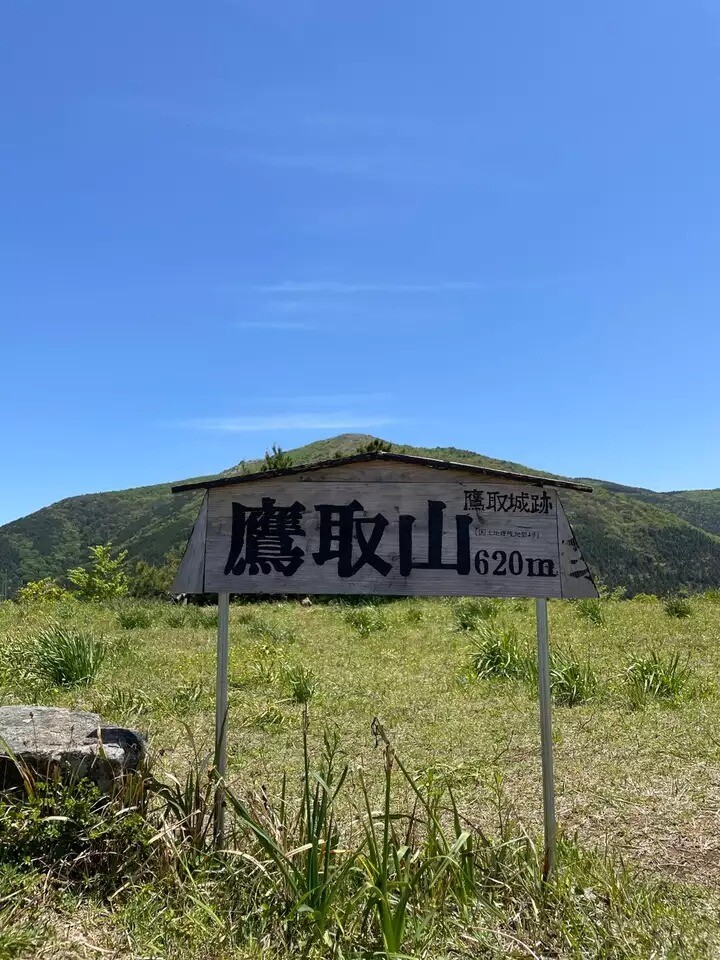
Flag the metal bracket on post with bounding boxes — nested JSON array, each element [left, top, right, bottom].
[[535, 597, 556, 878], [214, 592, 230, 848]]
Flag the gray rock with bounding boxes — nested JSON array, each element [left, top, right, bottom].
[[0, 705, 146, 792]]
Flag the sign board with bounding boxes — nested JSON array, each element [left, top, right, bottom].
[[171, 454, 597, 599]]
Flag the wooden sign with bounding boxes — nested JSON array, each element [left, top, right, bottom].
[[172, 453, 597, 599]]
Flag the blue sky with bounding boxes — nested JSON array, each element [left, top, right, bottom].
[[2, 1, 720, 525]]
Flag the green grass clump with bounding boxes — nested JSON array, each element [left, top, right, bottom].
[[664, 596, 693, 618], [344, 604, 387, 637], [453, 596, 499, 631], [116, 605, 154, 630], [164, 607, 189, 628], [575, 598, 606, 626], [285, 664, 317, 704], [625, 651, 690, 708], [550, 649, 598, 706], [31, 624, 105, 686], [471, 623, 531, 680]]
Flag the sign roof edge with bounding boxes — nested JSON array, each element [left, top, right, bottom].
[[171, 452, 592, 495]]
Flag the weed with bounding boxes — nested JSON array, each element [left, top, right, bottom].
[[471, 623, 532, 680], [453, 597, 499, 631], [31, 624, 105, 686], [117, 605, 154, 630], [550, 649, 598, 706], [344, 604, 387, 637], [285, 664, 317, 705], [188, 607, 219, 629], [248, 618, 299, 644], [625, 651, 691, 708], [165, 607, 189, 628], [243, 704, 286, 729], [664, 596, 693, 618], [575, 597, 606, 626]]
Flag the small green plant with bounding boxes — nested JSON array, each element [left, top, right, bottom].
[[625, 651, 690, 708], [550, 649, 598, 706], [453, 597, 499, 631], [575, 597, 606, 626], [31, 624, 106, 686], [704, 588, 720, 602], [664, 596, 693, 618], [344, 604, 387, 637], [116, 605, 154, 630], [471, 623, 532, 680], [285, 664, 317, 705], [261, 443, 293, 471], [68, 543, 129, 602], [356, 437, 392, 454]]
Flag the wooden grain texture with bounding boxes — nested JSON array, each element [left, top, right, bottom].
[[170, 492, 208, 594], [557, 497, 599, 598], [195, 465, 570, 597]]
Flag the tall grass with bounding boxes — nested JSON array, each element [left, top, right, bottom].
[[453, 596, 499, 631], [344, 604, 387, 637], [664, 596, 693, 618], [31, 624, 106, 686], [0, 718, 708, 959], [575, 598, 606, 626], [471, 623, 532, 680], [625, 651, 691, 708], [550, 649, 598, 706]]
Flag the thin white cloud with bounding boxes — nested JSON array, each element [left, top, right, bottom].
[[233, 319, 318, 330], [254, 281, 485, 295], [181, 414, 400, 432]]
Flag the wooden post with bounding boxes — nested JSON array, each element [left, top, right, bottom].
[[535, 597, 556, 877], [214, 592, 230, 847]]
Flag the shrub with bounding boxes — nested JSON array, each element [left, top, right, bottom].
[[68, 543, 128, 602], [453, 597, 499, 631], [31, 625, 106, 686], [116, 605, 154, 630], [575, 598, 606, 626], [625, 651, 690, 708], [471, 624, 532, 680], [550, 649, 598, 706], [663, 596, 693, 618], [14, 578, 72, 604], [344, 604, 387, 637], [285, 664, 317, 705]]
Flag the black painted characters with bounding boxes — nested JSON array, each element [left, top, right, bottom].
[[223, 497, 558, 581]]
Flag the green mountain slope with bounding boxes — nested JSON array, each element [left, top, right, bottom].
[[591, 480, 720, 537], [1, 434, 719, 596]]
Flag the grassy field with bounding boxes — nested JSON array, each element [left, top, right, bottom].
[[2, 594, 720, 958]]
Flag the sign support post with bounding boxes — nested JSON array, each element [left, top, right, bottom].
[[535, 597, 556, 878], [214, 591, 230, 848]]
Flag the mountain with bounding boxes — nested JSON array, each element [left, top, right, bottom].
[[1, 434, 719, 597]]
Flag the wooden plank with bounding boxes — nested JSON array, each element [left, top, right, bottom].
[[557, 497, 599, 598], [170, 492, 208, 594], [202, 475, 565, 598]]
